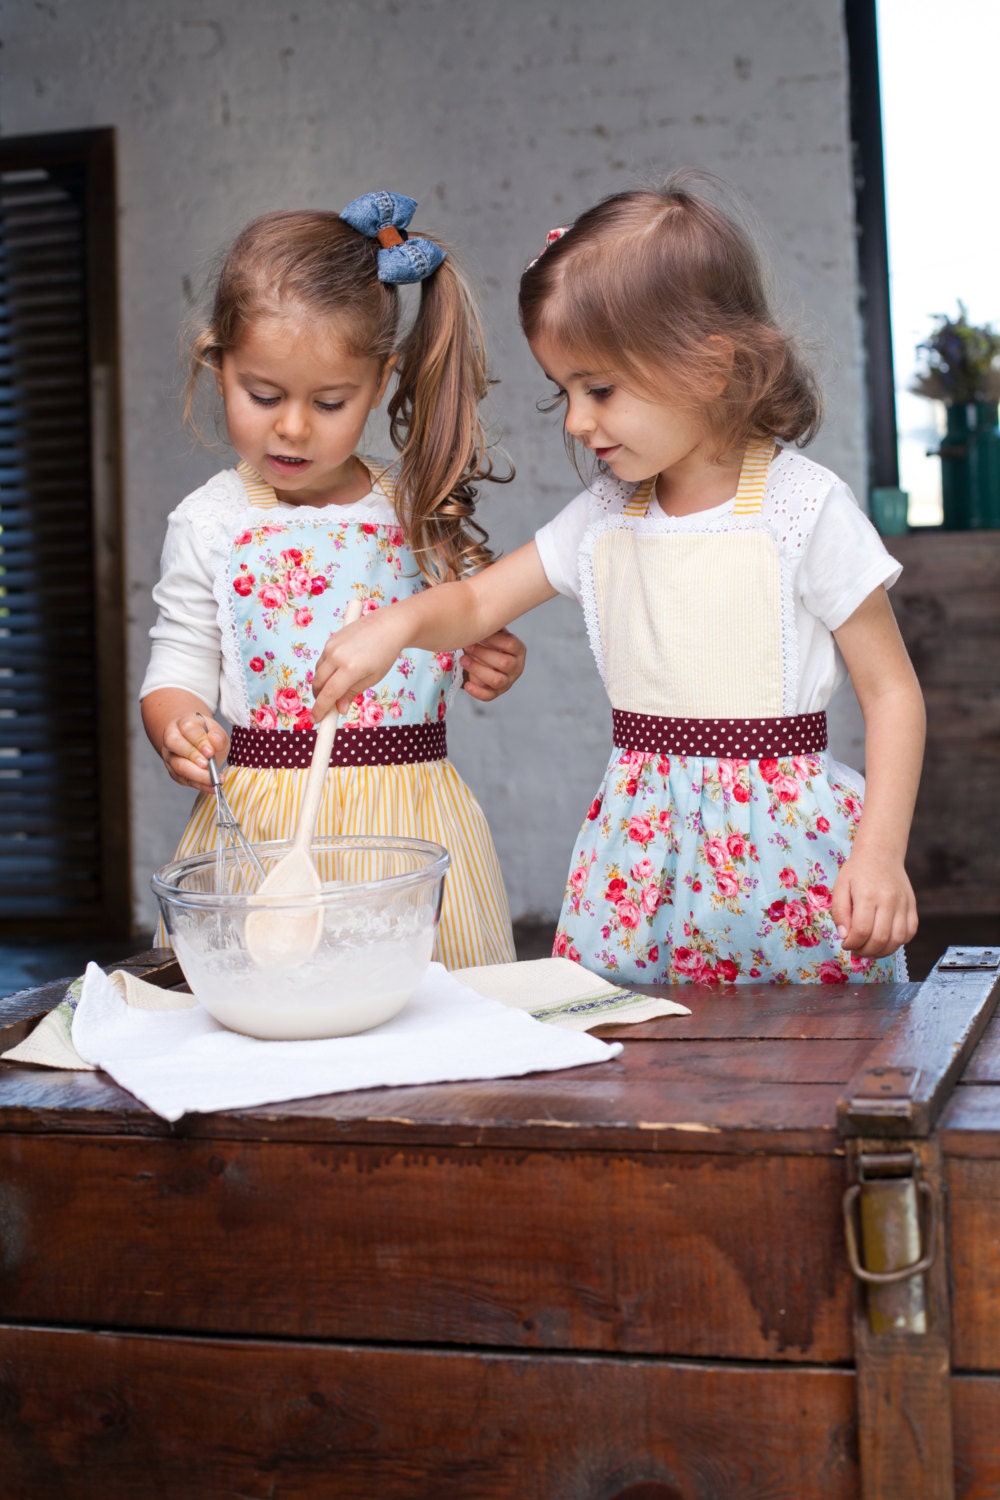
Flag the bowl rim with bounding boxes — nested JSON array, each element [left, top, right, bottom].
[[152, 833, 450, 910]]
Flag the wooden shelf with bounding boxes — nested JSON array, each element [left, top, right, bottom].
[[890, 530, 1000, 916]]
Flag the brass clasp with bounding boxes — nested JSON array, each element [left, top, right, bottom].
[[842, 1150, 937, 1334]]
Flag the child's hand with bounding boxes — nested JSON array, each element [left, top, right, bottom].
[[460, 628, 526, 701], [312, 608, 410, 721], [157, 712, 230, 790], [830, 848, 918, 959]]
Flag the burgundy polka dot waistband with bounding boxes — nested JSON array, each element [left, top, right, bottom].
[[611, 709, 828, 760], [228, 721, 448, 769]]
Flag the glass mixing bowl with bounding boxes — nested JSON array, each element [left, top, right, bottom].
[[152, 834, 449, 1041]]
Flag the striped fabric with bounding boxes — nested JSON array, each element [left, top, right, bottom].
[[731, 435, 775, 516], [622, 435, 775, 519], [594, 528, 784, 718], [236, 456, 398, 506], [623, 474, 657, 517], [168, 761, 515, 971], [236, 460, 280, 508]]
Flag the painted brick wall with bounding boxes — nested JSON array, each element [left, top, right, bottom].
[[2, 0, 868, 931]]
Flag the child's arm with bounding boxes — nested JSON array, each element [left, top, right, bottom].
[[311, 541, 556, 719], [460, 628, 527, 701], [141, 688, 230, 791], [832, 585, 925, 959]]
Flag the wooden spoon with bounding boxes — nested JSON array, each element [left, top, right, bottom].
[[244, 599, 363, 968]]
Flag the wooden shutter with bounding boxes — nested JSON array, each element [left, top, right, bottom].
[[0, 131, 129, 938]]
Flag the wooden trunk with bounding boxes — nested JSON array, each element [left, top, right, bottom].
[[0, 947, 999, 1498]]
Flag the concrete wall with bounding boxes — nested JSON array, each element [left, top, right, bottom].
[[2, 0, 867, 934]]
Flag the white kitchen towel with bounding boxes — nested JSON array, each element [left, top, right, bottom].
[[70, 961, 622, 1122], [1, 968, 198, 1073], [453, 956, 690, 1029], [1, 957, 678, 1071]]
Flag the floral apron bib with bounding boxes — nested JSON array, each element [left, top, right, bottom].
[[168, 458, 515, 971], [227, 458, 456, 737], [554, 437, 902, 987]]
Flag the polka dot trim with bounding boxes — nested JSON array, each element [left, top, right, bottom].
[[229, 722, 448, 769], [611, 709, 828, 760]]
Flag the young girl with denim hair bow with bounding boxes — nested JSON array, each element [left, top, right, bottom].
[[141, 192, 522, 968], [313, 171, 926, 987]]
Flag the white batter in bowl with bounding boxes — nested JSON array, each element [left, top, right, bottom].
[[152, 835, 449, 1040]]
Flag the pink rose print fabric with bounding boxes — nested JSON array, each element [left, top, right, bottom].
[[229, 517, 454, 729], [553, 747, 898, 987]]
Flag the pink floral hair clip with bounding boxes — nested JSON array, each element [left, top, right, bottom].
[[527, 225, 569, 269]]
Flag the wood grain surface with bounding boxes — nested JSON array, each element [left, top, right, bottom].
[[0, 1133, 853, 1362], [0, 1325, 861, 1500], [0, 957, 917, 1155], [3, 954, 1000, 1496], [838, 962, 1000, 1137]]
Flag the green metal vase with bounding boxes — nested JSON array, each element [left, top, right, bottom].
[[938, 402, 1000, 529]]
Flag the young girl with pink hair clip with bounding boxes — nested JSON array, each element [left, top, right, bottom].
[[313, 173, 925, 988]]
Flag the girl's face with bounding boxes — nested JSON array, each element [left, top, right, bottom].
[[217, 310, 394, 506], [529, 330, 718, 494]]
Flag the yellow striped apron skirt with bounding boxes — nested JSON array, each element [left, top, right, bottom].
[[161, 755, 515, 971]]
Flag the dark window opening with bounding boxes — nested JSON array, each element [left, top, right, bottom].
[[0, 129, 130, 939]]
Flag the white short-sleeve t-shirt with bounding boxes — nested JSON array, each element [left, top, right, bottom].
[[534, 447, 901, 714]]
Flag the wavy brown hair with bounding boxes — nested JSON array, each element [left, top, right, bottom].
[[518, 171, 822, 462], [186, 209, 508, 581]]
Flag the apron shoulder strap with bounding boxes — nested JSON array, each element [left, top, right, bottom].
[[732, 435, 776, 516], [364, 458, 398, 504], [622, 475, 657, 517], [237, 456, 394, 509], [621, 435, 777, 519], [236, 459, 279, 509]]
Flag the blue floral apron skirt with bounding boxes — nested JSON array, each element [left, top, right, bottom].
[[553, 438, 903, 987]]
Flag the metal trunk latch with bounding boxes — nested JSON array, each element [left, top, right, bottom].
[[842, 1149, 937, 1335], [937, 948, 1000, 970]]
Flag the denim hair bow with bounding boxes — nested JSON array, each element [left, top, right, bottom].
[[340, 191, 446, 285]]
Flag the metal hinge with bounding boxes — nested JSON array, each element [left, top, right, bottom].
[[845, 1064, 920, 1123], [936, 948, 1000, 971]]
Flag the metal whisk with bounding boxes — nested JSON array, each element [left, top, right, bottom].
[[205, 753, 267, 894], [194, 713, 266, 893]]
